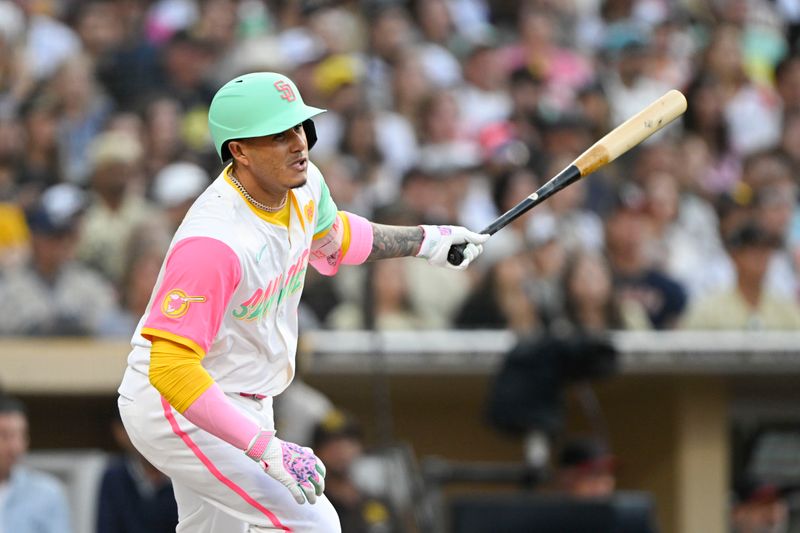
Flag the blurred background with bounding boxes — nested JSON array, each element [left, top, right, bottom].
[[2, 0, 800, 532]]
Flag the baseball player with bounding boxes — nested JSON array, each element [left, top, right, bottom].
[[117, 72, 488, 533]]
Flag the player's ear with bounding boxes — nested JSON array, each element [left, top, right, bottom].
[[228, 140, 249, 166]]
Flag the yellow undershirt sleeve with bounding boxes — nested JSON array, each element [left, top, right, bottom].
[[338, 211, 352, 257], [149, 337, 215, 413]]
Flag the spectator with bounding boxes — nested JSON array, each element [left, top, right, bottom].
[[681, 75, 741, 197], [416, 88, 480, 177], [327, 258, 424, 331], [456, 252, 540, 334], [512, 6, 594, 113], [71, 1, 125, 63], [337, 108, 396, 207], [601, 25, 671, 131], [155, 31, 216, 112], [576, 82, 612, 142], [51, 53, 114, 185], [0, 184, 118, 336], [150, 161, 210, 233], [740, 150, 799, 299], [93, 4, 161, 112], [639, 168, 727, 302], [604, 185, 687, 329], [526, 215, 569, 326], [731, 478, 790, 533], [15, 94, 62, 192], [311, 410, 400, 533], [0, 393, 71, 533], [98, 231, 168, 338], [139, 95, 190, 179], [411, 0, 463, 88], [482, 166, 540, 263], [76, 130, 163, 285], [96, 413, 178, 533], [704, 24, 782, 156], [455, 40, 512, 132], [550, 250, 650, 335], [15, 0, 81, 82], [364, 4, 414, 111], [681, 221, 800, 330], [537, 153, 604, 254]]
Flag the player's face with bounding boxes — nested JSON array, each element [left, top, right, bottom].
[[239, 124, 309, 198]]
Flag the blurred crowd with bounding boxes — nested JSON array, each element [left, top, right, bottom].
[[1, 0, 800, 337]]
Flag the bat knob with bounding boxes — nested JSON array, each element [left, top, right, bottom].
[[447, 244, 467, 266]]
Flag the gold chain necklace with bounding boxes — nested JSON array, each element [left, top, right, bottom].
[[229, 171, 287, 213]]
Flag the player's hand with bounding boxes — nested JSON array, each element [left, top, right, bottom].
[[245, 430, 326, 504], [417, 225, 489, 270]]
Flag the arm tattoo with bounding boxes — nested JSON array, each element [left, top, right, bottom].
[[367, 223, 424, 261]]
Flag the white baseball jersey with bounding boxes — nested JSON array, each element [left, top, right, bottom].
[[117, 162, 342, 532], [120, 163, 336, 396], [119, 161, 337, 399]]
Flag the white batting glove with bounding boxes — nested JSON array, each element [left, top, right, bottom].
[[245, 430, 326, 504], [417, 225, 489, 270]]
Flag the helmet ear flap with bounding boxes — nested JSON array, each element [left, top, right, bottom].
[[221, 141, 233, 162], [303, 119, 317, 150]]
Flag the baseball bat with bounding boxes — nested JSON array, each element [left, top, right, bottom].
[[447, 89, 688, 266]]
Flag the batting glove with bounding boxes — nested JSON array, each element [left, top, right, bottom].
[[417, 225, 489, 270], [245, 430, 326, 504]]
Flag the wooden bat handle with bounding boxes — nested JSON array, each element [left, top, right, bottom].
[[573, 89, 687, 176]]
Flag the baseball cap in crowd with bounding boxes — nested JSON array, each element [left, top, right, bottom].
[[313, 54, 364, 97], [558, 438, 618, 474], [89, 130, 143, 170], [479, 122, 530, 167], [602, 21, 651, 57], [25, 183, 87, 236], [152, 162, 210, 208], [734, 476, 788, 506], [311, 409, 362, 449]]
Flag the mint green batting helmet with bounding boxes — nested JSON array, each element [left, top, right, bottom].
[[208, 72, 325, 161]]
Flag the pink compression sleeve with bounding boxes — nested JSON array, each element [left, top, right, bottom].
[[181, 383, 261, 450]]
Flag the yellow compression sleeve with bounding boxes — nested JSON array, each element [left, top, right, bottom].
[[149, 337, 215, 413]]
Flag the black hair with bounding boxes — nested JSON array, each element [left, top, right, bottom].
[[560, 250, 624, 331], [682, 74, 730, 156]]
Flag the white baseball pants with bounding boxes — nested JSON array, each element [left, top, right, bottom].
[[118, 368, 341, 532]]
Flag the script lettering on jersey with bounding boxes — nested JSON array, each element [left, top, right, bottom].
[[232, 250, 309, 321]]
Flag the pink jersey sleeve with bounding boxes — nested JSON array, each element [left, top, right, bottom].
[[142, 237, 241, 354]]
